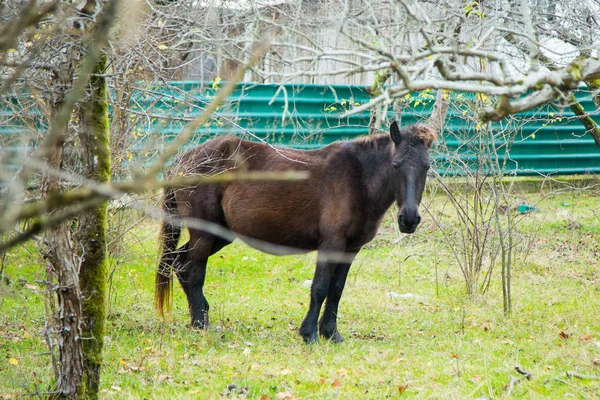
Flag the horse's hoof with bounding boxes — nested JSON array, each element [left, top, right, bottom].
[[329, 332, 345, 344], [191, 319, 208, 330], [300, 330, 320, 344], [303, 335, 320, 344]]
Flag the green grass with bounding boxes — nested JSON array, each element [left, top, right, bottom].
[[1, 188, 600, 399]]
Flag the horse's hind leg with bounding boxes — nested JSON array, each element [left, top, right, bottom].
[[175, 232, 214, 329], [318, 252, 356, 343]]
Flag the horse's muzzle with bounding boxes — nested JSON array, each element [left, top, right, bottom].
[[398, 213, 421, 234]]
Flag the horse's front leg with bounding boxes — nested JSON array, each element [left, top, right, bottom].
[[319, 251, 357, 343], [299, 239, 345, 344]]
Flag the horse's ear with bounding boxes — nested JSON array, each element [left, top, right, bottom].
[[390, 121, 403, 146]]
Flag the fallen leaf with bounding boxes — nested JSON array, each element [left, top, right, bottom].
[[157, 374, 172, 385], [275, 392, 294, 400], [579, 334, 593, 342], [110, 386, 121, 392], [119, 359, 127, 365], [559, 331, 570, 340], [592, 359, 600, 366], [331, 378, 341, 387], [259, 395, 272, 400], [336, 368, 348, 376], [9, 358, 18, 366], [24, 283, 39, 292], [398, 383, 408, 394], [279, 369, 291, 375], [319, 378, 327, 384], [470, 375, 482, 383]]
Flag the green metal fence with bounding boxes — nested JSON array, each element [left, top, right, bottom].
[[2, 81, 600, 176], [130, 81, 600, 176]]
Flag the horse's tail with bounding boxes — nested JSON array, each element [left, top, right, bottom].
[[155, 188, 180, 318]]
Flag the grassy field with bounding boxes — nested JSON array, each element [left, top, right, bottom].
[[1, 182, 600, 399]]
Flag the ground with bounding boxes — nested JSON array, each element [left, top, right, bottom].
[[1, 181, 599, 399]]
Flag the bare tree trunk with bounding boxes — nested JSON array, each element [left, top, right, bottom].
[[38, 2, 117, 397], [42, 63, 84, 400], [75, 54, 111, 399]]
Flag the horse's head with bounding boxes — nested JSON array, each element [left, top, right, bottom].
[[389, 121, 436, 233]]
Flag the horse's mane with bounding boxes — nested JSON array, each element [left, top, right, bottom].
[[351, 133, 391, 152], [352, 123, 437, 150]]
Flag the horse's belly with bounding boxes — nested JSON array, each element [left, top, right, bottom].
[[230, 221, 319, 255], [222, 186, 320, 254]]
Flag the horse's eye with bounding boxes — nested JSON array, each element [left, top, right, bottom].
[[392, 160, 401, 168]]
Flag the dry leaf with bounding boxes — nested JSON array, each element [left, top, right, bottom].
[[119, 359, 127, 365], [260, 396, 272, 400], [579, 334, 593, 342], [24, 283, 39, 292], [559, 331, 570, 340], [9, 358, 18, 366], [398, 383, 408, 394], [110, 386, 122, 392], [331, 378, 341, 387], [592, 359, 600, 367], [275, 391, 294, 400], [279, 369, 291, 375], [336, 368, 348, 376]]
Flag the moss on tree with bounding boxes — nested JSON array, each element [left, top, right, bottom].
[[76, 54, 111, 399]]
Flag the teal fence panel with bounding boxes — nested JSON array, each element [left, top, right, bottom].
[[130, 81, 600, 176], [2, 81, 600, 176]]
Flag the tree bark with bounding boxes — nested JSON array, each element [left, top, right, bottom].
[[42, 56, 84, 400], [75, 55, 111, 399]]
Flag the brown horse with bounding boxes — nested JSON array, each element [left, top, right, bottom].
[[155, 121, 437, 343]]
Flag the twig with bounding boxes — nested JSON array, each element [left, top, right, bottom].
[[567, 371, 600, 380], [515, 366, 533, 379], [507, 376, 520, 396], [9, 168, 310, 223], [544, 378, 572, 386]]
